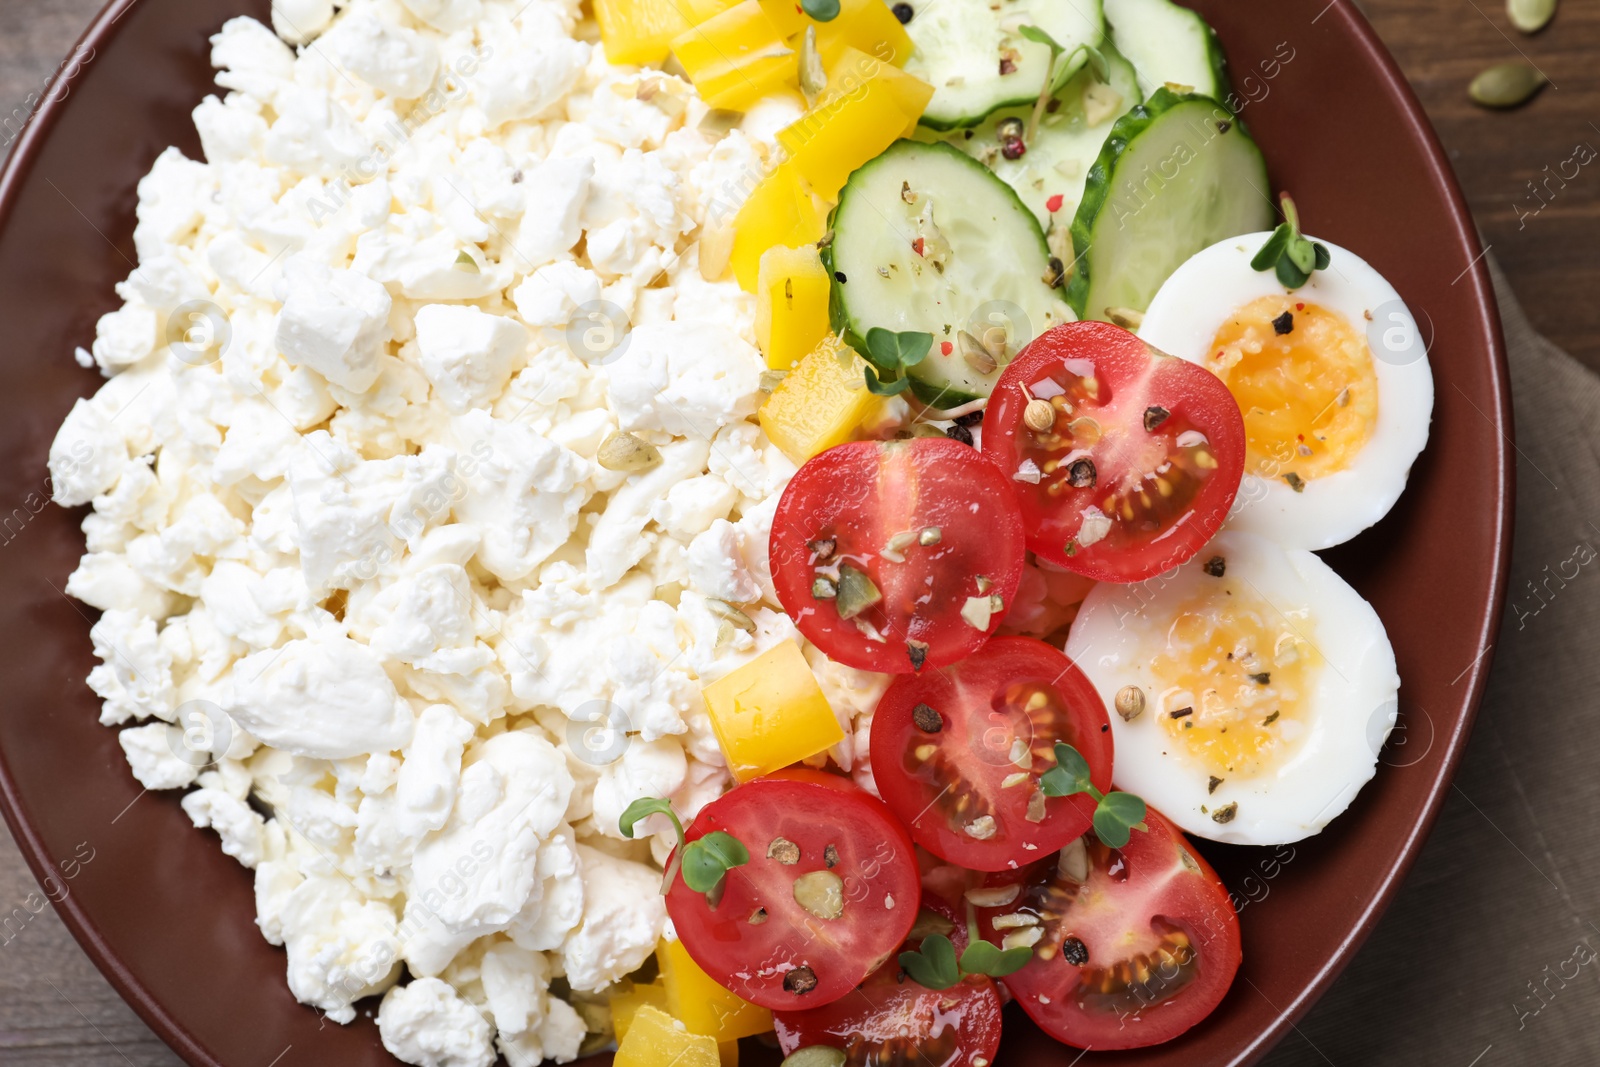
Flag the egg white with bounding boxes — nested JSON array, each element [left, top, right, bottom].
[[1138, 234, 1434, 551], [1063, 531, 1399, 845]]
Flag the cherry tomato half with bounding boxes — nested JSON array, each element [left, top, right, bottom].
[[774, 893, 1003, 1067], [665, 770, 921, 1011], [974, 810, 1242, 1049], [870, 637, 1113, 871], [770, 438, 1026, 674], [982, 321, 1245, 583]]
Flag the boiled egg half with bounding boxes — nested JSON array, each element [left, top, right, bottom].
[[1138, 234, 1433, 550], [1064, 531, 1399, 845]]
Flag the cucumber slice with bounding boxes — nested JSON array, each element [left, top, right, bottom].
[[1104, 0, 1228, 100], [903, 0, 1104, 130], [824, 140, 1073, 406], [1065, 88, 1273, 321], [935, 49, 1140, 226]]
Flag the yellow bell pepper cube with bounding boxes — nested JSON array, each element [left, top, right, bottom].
[[594, 0, 693, 67], [730, 162, 826, 292], [813, 0, 914, 68], [758, 0, 809, 38], [755, 245, 831, 370], [701, 640, 844, 781], [678, 0, 740, 23], [614, 1005, 720, 1067], [657, 938, 775, 1041], [777, 61, 930, 199], [670, 1, 799, 112], [720, 1042, 740, 1067], [820, 45, 934, 134], [760, 336, 882, 464], [609, 980, 670, 1041]]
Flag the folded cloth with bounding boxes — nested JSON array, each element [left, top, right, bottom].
[[1266, 255, 1600, 1064]]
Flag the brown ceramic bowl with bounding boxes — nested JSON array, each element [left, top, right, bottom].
[[0, 0, 1511, 1064]]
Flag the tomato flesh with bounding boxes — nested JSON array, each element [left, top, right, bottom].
[[665, 770, 921, 1010], [775, 893, 1003, 1067], [982, 321, 1245, 583], [770, 438, 1026, 673], [974, 809, 1242, 1049], [870, 637, 1113, 871]]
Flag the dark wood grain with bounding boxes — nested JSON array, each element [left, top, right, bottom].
[[1361, 0, 1600, 372], [1, 2, 1597, 1066]]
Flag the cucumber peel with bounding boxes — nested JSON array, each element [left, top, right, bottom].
[[1065, 88, 1273, 321]]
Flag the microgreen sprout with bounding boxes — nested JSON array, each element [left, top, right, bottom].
[[1037, 741, 1149, 847], [861, 327, 933, 396], [898, 903, 1033, 989], [1017, 25, 1109, 143], [1250, 192, 1331, 289], [620, 797, 750, 901]]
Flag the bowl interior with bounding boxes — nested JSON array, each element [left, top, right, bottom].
[[0, 1, 1509, 1065]]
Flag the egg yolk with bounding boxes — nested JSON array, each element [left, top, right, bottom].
[[1149, 578, 1321, 779], [1205, 296, 1378, 483]]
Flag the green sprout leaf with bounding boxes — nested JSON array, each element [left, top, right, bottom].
[[1251, 193, 1329, 291], [899, 933, 962, 990], [620, 796, 687, 895], [801, 0, 840, 20], [681, 830, 750, 895], [864, 328, 933, 373], [1038, 741, 1097, 800], [957, 939, 1032, 979], [1017, 23, 1064, 57], [1093, 791, 1149, 849], [864, 366, 912, 396], [1036, 743, 1150, 848]]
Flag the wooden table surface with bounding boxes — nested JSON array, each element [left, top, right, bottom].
[[3, 2, 1599, 1065]]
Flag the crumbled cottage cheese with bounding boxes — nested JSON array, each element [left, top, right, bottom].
[[44, 2, 880, 1062]]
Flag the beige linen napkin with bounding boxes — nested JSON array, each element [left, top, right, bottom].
[[1263, 258, 1600, 1065]]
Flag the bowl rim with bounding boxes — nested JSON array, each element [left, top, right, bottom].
[[0, 1, 1514, 1064]]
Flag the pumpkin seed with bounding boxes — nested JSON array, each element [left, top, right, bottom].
[[782, 1048, 847, 1067], [596, 431, 662, 472], [699, 221, 735, 281], [1105, 306, 1144, 330], [1469, 62, 1547, 108], [799, 26, 827, 103], [792, 870, 845, 919], [835, 564, 882, 619], [1508, 0, 1556, 34], [958, 329, 996, 374], [706, 598, 757, 632]]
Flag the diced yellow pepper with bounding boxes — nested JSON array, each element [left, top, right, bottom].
[[671, 1, 799, 112], [678, 0, 741, 23], [813, 0, 914, 68], [777, 60, 929, 198], [657, 939, 775, 1041], [702, 640, 844, 781], [759, 0, 809, 38], [821, 45, 934, 135], [614, 1006, 720, 1067], [759, 336, 883, 464], [609, 980, 670, 1041], [730, 162, 826, 292], [720, 1042, 740, 1067], [755, 246, 832, 370], [594, 0, 692, 67]]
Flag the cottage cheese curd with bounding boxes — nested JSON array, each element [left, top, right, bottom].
[[45, 1, 888, 1062]]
